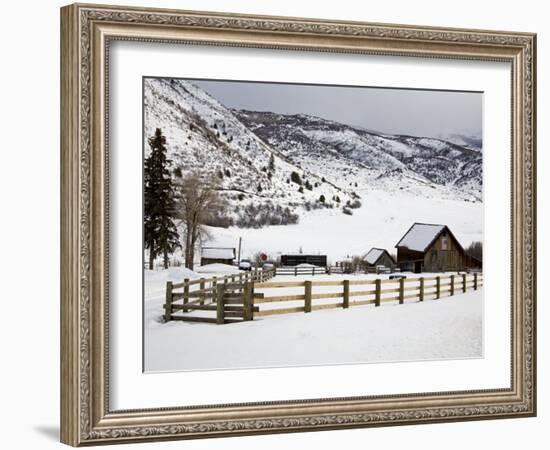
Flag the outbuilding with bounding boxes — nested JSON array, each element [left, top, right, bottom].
[[200, 247, 236, 266], [361, 248, 396, 272], [280, 254, 327, 267], [395, 222, 481, 273]]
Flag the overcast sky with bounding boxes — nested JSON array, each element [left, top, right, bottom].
[[192, 79, 482, 139]]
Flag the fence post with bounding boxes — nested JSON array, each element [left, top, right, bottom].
[[474, 273, 478, 290], [450, 275, 455, 296], [304, 281, 312, 313], [243, 281, 252, 321], [399, 278, 404, 304], [294, 266, 297, 277], [462, 273, 467, 293], [183, 278, 189, 312], [250, 282, 255, 320], [212, 276, 217, 301], [343, 280, 350, 309], [216, 283, 225, 325], [375, 279, 381, 307], [199, 278, 205, 305], [419, 277, 424, 302], [436, 276, 441, 299], [164, 281, 173, 322]]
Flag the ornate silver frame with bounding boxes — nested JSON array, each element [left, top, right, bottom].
[[60, 3, 536, 446]]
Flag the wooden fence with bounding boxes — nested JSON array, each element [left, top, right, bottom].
[[275, 266, 327, 276], [163, 268, 275, 324], [252, 273, 483, 318]]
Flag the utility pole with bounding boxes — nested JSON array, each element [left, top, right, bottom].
[[237, 237, 242, 263]]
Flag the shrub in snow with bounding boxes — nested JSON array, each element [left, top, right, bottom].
[[342, 206, 353, 216], [235, 203, 299, 228], [290, 171, 302, 185]]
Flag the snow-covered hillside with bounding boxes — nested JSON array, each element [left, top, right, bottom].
[[144, 78, 353, 228]]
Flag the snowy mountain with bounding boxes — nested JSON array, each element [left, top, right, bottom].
[[235, 110, 482, 200], [436, 133, 483, 151], [144, 78, 483, 232]]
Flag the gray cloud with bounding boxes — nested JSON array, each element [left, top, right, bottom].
[[192, 79, 482, 139]]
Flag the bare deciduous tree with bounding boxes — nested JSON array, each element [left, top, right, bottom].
[[175, 173, 226, 269]]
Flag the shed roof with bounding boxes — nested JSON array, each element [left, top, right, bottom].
[[395, 223, 447, 252], [201, 247, 235, 260], [363, 248, 385, 264]]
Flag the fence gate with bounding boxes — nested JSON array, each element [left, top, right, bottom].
[[165, 279, 257, 325], [214, 281, 257, 324]]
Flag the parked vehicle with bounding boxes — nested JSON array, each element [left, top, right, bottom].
[[376, 265, 391, 274], [389, 274, 407, 280], [238, 259, 252, 271]]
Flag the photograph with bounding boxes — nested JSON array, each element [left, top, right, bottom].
[[143, 77, 484, 373]]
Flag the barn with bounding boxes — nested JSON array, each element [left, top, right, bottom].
[[395, 223, 481, 273], [362, 248, 396, 271], [200, 247, 236, 266]]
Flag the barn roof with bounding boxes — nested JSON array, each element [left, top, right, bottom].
[[201, 247, 235, 259], [363, 248, 385, 264], [395, 223, 448, 252]]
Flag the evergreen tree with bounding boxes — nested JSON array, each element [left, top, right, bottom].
[[268, 153, 275, 172], [144, 128, 180, 269]]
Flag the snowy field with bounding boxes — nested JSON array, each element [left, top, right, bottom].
[[144, 269, 483, 372], [173, 187, 483, 265]]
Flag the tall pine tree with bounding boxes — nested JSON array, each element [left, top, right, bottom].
[[144, 128, 180, 269]]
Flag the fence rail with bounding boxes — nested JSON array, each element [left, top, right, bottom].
[[275, 266, 327, 276], [252, 273, 483, 318]]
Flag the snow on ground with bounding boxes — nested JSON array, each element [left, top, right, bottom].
[[195, 263, 241, 274], [202, 187, 482, 263], [144, 271, 483, 372]]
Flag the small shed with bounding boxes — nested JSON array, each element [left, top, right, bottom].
[[362, 248, 396, 271], [200, 247, 235, 266], [395, 222, 480, 273]]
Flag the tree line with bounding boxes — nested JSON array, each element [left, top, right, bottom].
[[144, 128, 224, 270]]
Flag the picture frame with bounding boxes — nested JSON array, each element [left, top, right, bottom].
[[60, 2, 536, 446]]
